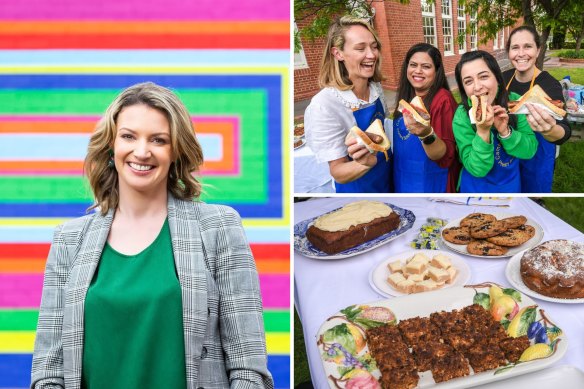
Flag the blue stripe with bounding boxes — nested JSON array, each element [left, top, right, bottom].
[[0, 354, 290, 388], [0, 134, 221, 161], [0, 223, 290, 243], [0, 49, 289, 66]]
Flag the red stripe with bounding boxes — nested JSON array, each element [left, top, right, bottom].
[[0, 243, 50, 259], [2, 33, 289, 49], [250, 244, 289, 260]]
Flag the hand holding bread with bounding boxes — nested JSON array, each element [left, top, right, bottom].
[[345, 119, 390, 163], [524, 103, 557, 134]]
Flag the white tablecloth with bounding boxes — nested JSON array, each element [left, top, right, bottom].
[[294, 197, 584, 389], [293, 143, 334, 193]]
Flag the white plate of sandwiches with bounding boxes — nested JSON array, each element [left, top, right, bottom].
[[441, 212, 543, 259], [317, 283, 567, 389], [505, 239, 584, 304], [369, 250, 471, 297]]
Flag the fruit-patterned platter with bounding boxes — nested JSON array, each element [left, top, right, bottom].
[[316, 282, 567, 389], [473, 365, 584, 388]]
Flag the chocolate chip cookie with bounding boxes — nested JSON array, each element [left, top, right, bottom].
[[469, 220, 508, 239], [467, 240, 508, 256], [442, 226, 474, 245], [460, 213, 497, 228], [486, 225, 534, 247], [500, 215, 527, 229]]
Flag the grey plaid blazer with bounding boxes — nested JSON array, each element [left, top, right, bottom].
[[31, 195, 274, 389]]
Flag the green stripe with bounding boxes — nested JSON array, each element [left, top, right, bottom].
[[0, 89, 270, 203], [263, 310, 289, 332], [0, 310, 38, 331], [0, 309, 289, 333]]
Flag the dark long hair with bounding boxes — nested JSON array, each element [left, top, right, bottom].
[[454, 50, 517, 128], [392, 42, 450, 118]]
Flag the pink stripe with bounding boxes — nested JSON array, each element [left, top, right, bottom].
[[0, 170, 83, 175], [0, 116, 101, 122], [259, 274, 289, 308], [0, 274, 43, 308], [0, 273, 289, 309], [0, 0, 289, 21]]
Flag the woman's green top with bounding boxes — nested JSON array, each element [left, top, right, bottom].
[[82, 219, 187, 389]]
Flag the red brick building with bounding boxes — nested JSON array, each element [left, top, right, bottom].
[[294, 0, 513, 102]]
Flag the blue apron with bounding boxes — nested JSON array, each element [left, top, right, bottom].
[[335, 98, 392, 193], [460, 129, 521, 193], [392, 116, 448, 192], [519, 132, 555, 192]]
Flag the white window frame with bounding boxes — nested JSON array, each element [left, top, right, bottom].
[[470, 12, 477, 51], [457, 3, 466, 53], [294, 23, 309, 69], [421, 0, 437, 48], [442, 0, 454, 55]]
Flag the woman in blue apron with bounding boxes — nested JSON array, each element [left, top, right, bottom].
[[390, 43, 460, 193], [453, 51, 537, 193], [304, 16, 392, 193], [503, 26, 571, 193]]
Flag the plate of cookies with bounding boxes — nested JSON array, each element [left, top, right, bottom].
[[369, 250, 471, 297], [441, 212, 543, 258], [317, 283, 567, 389], [505, 239, 584, 304]]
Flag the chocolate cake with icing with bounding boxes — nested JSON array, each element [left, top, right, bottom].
[[305, 201, 400, 255], [520, 239, 584, 299]]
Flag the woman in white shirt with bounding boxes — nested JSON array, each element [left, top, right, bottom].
[[304, 15, 391, 193]]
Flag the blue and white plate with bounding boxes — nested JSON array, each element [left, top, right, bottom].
[[293, 203, 416, 260]]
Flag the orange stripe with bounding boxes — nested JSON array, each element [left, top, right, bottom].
[[0, 121, 95, 133], [0, 259, 46, 273], [0, 21, 289, 35], [197, 122, 234, 171], [255, 259, 289, 274], [0, 161, 83, 171]]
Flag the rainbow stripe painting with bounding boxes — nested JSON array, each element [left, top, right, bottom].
[[0, 1, 290, 388]]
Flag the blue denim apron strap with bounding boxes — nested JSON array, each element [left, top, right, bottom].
[[335, 98, 392, 193], [519, 132, 555, 193], [392, 116, 448, 193], [460, 129, 520, 193]]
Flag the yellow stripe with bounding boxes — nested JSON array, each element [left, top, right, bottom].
[[0, 331, 290, 354], [265, 332, 290, 354], [0, 331, 35, 352], [0, 66, 288, 75], [0, 218, 68, 226]]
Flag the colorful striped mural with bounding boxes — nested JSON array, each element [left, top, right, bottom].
[[0, 1, 290, 388]]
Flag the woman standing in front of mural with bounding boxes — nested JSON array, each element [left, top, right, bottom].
[[304, 16, 392, 193], [391, 43, 460, 193], [503, 25, 571, 192], [453, 51, 538, 192], [31, 82, 273, 389]]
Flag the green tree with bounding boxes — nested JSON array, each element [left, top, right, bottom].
[[557, 1, 584, 53]]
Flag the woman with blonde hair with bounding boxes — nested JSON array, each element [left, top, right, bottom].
[[31, 82, 273, 389], [304, 15, 391, 192]]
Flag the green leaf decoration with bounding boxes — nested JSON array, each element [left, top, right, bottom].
[[323, 323, 357, 354], [500, 318, 511, 330], [340, 305, 363, 322], [515, 307, 537, 337], [354, 317, 392, 330], [474, 292, 490, 309], [495, 363, 519, 375], [338, 366, 355, 378], [546, 326, 563, 341], [503, 288, 522, 302]]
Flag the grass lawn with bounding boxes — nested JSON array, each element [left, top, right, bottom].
[[293, 199, 584, 387], [547, 67, 584, 84], [553, 140, 584, 192]]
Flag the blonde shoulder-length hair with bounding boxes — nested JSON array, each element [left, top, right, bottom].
[[85, 82, 204, 214], [318, 15, 384, 90]]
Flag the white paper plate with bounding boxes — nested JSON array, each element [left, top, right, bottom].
[[473, 365, 584, 388], [317, 284, 568, 389], [441, 212, 543, 259], [368, 249, 471, 297], [294, 138, 306, 150], [505, 248, 584, 304], [293, 203, 415, 260]]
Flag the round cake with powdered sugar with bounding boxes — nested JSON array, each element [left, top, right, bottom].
[[520, 239, 584, 299]]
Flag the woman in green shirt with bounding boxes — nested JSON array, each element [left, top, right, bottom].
[[453, 50, 537, 192], [31, 83, 274, 389]]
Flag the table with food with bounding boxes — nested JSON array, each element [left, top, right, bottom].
[[294, 197, 584, 389], [293, 123, 335, 193]]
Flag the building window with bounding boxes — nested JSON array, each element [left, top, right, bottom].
[[421, 0, 437, 47], [493, 28, 505, 50], [442, 0, 453, 55], [294, 23, 308, 69], [457, 4, 466, 53], [470, 12, 477, 51]]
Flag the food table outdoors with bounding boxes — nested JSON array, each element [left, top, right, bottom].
[[294, 197, 584, 388], [293, 142, 334, 193]]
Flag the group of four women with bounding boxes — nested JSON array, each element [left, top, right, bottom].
[[305, 16, 571, 193]]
